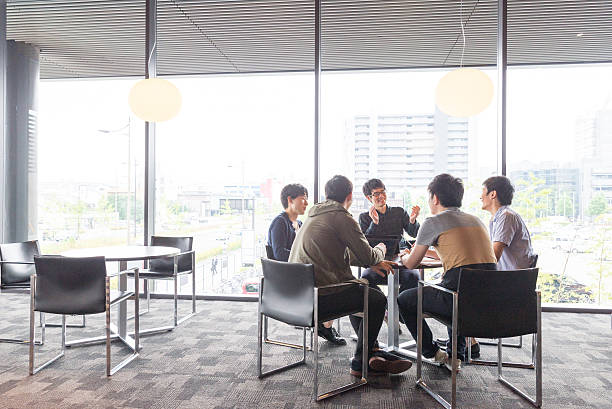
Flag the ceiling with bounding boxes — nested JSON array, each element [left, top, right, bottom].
[[6, 0, 612, 79]]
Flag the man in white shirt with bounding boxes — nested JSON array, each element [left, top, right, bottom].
[[481, 175, 537, 271]]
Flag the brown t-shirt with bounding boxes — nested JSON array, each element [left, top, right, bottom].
[[416, 207, 496, 273]]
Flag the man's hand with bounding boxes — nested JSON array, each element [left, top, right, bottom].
[[409, 205, 421, 224], [369, 206, 379, 224], [371, 260, 397, 278], [374, 242, 386, 255]]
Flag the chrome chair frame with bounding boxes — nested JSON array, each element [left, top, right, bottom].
[[132, 251, 197, 336], [29, 267, 140, 376], [416, 280, 542, 409], [262, 245, 339, 351], [257, 278, 369, 402]]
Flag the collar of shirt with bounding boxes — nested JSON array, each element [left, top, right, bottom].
[[492, 205, 509, 223]]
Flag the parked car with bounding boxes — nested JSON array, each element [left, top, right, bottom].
[[241, 277, 260, 295]]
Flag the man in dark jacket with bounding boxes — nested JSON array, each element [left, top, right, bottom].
[[289, 175, 413, 377], [267, 183, 345, 345], [359, 178, 421, 294]]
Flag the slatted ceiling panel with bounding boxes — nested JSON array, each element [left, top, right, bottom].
[[7, 0, 145, 78], [507, 0, 612, 65], [322, 0, 497, 69], [157, 0, 314, 75], [6, 0, 612, 79]]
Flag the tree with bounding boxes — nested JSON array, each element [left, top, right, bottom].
[[588, 193, 608, 217], [220, 199, 232, 215], [512, 173, 551, 223]]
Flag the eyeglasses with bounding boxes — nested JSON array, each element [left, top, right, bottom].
[[370, 190, 386, 198]]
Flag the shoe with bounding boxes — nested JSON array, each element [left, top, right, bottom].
[[469, 342, 480, 358], [317, 324, 347, 346], [368, 355, 412, 375], [444, 357, 462, 372], [431, 349, 448, 365], [350, 359, 384, 377]]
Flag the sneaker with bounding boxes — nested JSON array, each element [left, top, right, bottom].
[[432, 349, 448, 365], [444, 356, 462, 372], [318, 324, 347, 346]]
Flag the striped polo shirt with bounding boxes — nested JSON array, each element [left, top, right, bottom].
[[416, 207, 496, 273]]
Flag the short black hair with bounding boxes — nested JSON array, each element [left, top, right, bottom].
[[362, 178, 385, 197], [325, 175, 353, 203], [427, 173, 464, 208], [483, 176, 514, 206], [280, 183, 308, 209]]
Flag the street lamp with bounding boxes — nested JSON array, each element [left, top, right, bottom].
[[98, 120, 133, 244]]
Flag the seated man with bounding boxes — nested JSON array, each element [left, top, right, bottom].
[[397, 174, 497, 371], [267, 183, 345, 345], [359, 178, 421, 294], [466, 175, 537, 355], [289, 175, 413, 377], [481, 175, 537, 270]]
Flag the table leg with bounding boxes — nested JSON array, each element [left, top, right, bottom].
[[384, 267, 441, 366], [119, 260, 128, 339]]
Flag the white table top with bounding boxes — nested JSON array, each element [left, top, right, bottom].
[[61, 245, 180, 262]]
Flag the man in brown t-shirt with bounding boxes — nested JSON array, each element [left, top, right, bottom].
[[398, 174, 496, 371]]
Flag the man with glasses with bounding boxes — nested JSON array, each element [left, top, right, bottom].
[[359, 179, 421, 295]]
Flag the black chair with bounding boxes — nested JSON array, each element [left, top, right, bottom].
[[0, 241, 84, 345], [478, 253, 539, 351], [128, 236, 196, 335], [29, 255, 140, 376], [416, 267, 542, 409], [257, 258, 369, 401]]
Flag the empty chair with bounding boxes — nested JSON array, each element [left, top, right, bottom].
[[257, 258, 369, 401], [416, 267, 542, 408], [29, 255, 140, 376], [128, 236, 196, 335]]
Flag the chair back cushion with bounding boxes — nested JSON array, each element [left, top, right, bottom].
[[260, 258, 315, 327], [34, 255, 107, 315], [148, 236, 193, 274], [457, 267, 539, 338], [265, 245, 275, 260], [0, 240, 40, 286]]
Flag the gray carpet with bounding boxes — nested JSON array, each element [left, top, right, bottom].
[[0, 292, 610, 409]]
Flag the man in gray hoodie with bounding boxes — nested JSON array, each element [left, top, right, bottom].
[[289, 175, 413, 377]]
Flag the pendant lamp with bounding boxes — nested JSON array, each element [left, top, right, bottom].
[[435, 1, 493, 117], [129, 77, 182, 122]]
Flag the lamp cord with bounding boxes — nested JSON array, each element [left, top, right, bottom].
[[460, 0, 465, 67]]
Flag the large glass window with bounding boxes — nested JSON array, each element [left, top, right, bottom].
[[507, 64, 612, 306], [38, 79, 144, 254], [321, 68, 497, 224], [155, 74, 314, 296]]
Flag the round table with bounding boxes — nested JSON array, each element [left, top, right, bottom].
[[61, 245, 180, 349]]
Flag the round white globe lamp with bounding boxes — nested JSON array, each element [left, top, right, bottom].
[[128, 78, 182, 122], [435, 68, 494, 117]]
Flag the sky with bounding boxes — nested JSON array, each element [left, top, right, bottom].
[[38, 64, 612, 192]]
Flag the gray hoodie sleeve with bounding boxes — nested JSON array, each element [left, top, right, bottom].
[[338, 212, 385, 267]]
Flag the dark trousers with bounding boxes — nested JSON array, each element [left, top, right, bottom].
[[318, 285, 387, 363], [397, 263, 497, 361]]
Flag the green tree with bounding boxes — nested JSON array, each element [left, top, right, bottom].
[[512, 173, 551, 223], [588, 193, 608, 217], [220, 199, 232, 215]]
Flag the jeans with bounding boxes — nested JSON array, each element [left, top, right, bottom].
[[397, 263, 497, 361], [317, 284, 387, 363]]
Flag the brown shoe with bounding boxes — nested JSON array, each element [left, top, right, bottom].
[[368, 356, 412, 374]]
